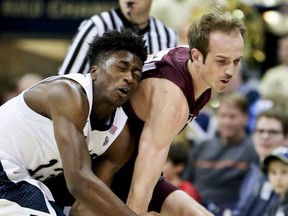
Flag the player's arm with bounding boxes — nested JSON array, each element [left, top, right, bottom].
[[45, 80, 139, 216], [92, 123, 135, 186], [90, 124, 164, 216], [126, 79, 190, 213]]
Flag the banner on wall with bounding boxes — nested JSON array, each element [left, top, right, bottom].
[[0, 0, 117, 36]]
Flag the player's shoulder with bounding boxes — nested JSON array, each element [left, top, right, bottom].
[[146, 46, 188, 62]]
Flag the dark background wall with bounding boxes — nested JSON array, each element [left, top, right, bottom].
[[0, 0, 117, 95]]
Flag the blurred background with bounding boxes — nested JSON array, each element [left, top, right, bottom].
[[0, 0, 117, 100], [0, 0, 287, 102]]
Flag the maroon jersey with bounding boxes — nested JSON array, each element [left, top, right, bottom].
[[142, 46, 211, 119], [123, 46, 211, 137]]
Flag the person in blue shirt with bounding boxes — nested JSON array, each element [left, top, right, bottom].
[[233, 109, 288, 216], [263, 146, 288, 216]]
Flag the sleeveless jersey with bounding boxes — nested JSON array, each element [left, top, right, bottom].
[[0, 73, 127, 182], [123, 46, 211, 135]]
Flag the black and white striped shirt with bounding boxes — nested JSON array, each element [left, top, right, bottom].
[[58, 8, 178, 75]]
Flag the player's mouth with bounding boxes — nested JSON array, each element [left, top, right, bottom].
[[118, 87, 130, 96], [221, 78, 231, 84]]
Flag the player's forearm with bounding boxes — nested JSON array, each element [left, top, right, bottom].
[[127, 148, 168, 213], [126, 188, 153, 215], [69, 172, 138, 216], [61, 133, 136, 215]]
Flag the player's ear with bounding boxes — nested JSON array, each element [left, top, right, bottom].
[[191, 48, 202, 63], [90, 66, 98, 81]]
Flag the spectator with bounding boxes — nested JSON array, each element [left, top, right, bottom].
[[232, 108, 288, 216], [259, 34, 288, 113], [163, 142, 201, 203], [263, 146, 288, 216], [17, 73, 43, 93], [0, 78, 18, 105], [58, 0, 178, 75], [0, 73, 43, 105], [150, 0, 204, 44], [183, 93, 258, 214]]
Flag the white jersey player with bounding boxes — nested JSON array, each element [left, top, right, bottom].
[[0, 29, 148, 216]]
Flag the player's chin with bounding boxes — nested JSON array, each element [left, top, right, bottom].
[[114, 96, 129, 107], [216, 82, 229, 92], [214, 86, 227, 93], [112, 91, 129, 106]]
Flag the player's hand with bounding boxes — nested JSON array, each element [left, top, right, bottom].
[[139, 211, 162, 216]]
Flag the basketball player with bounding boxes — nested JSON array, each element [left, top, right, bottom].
[[117, 8, 246, 215], [0, 29, 152, 216]]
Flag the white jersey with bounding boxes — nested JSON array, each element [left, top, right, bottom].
[[0, 73, 127, 182]]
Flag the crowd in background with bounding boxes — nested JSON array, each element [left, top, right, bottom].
[[1, 0, 288, 215], [152, 1, 288, 215]]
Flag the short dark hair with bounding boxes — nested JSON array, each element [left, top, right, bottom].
[[87, 29, 148, 67], [168, 143, 189, 166]]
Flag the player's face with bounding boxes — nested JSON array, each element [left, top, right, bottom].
[[199, 30, 244, 92], [253, 117, 286, 160], [268, 160, 288, 198], [92, 50, 142, 107]]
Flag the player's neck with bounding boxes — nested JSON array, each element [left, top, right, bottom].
[[92, 103, 116, 122], [187, 60, 210, 100]]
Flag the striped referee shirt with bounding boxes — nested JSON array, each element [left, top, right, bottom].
[[58, 7, 178, 75]]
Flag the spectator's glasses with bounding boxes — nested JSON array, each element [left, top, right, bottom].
[[254, 129, 283, 137]]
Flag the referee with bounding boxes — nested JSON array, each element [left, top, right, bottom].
[[58, 0, 178, 75]]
